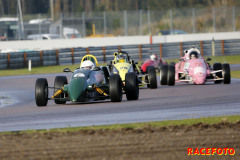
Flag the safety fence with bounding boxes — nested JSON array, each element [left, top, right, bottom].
[[0, 39, 240, 70]]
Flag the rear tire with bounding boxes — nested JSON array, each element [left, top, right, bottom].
[[147, 66, 157, 89], [160, 64, 168, 85], [125, 72, 139, 100], [168, 65, 175, 86], [109, 74, 122, 102], [222, 63, 231, 84], [213, 63, 223, 84], [54, 76, 67, 104], [35, 78, 48, 107]]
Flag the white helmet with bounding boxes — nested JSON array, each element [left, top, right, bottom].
[[80, 60, 95, 70], [150, 54, 157, 61]]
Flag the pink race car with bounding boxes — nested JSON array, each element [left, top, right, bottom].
[[159, 46, 231, 85], [141, 54, 167, 73]]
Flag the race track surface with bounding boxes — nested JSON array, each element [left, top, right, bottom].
[[0, 73, 240, 132]]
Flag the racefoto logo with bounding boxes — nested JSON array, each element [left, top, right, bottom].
[[187, 148, 235, 156]]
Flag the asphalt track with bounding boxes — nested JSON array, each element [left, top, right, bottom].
[[0, 72, 240, 132]]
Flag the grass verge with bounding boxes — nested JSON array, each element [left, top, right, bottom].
[[2, 115, 239, 134]]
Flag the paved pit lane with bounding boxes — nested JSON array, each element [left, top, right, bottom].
[[0, 73, 240, 132]]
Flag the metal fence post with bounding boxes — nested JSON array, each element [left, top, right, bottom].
[[102, 47, 106, 62], [212, 38, 215, 57], [200, 41, 204, 56], [7, 53, 10, 69], [86, 48, 90, 55], [221, 40, 225, 56], [147, 10, 151, 35], [38, 14, 41, 34], [71, 48, 74, 64], [139, 45, 142, 61], [104, 11, 107, 36], [60, 13, 63, 38], [170, 9, 173, 34], [233, 6, 236, 31], [40, 51, 43, 66], [82, 12, 86, 37], [212, 7, 216, 32], [124, 10, 128, 36], [159, 44, 163, 58], [192, 8, 196, 33], [56, 50, 59, 65], [180, 42, 183, 57], [139, 10, 142, 35]]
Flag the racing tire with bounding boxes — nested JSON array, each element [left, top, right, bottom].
[[54, 76, 68, 104], [160, 64, 168, 85], [213, 63, 223, 84], [125, 72, 139, 100], [109, 74, 122, 102], [168, 65, 175, 86], [35, 78, 48, 107], [222, 63, 231, 84], [147, 66, 157, 89]]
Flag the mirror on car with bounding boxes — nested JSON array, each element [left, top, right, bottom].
[[63, 68, 72, 72], [206, 58, 212, 61]]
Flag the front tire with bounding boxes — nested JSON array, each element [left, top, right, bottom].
[[54, 76, 68, 104], [213, 63, 223, 84], [147, 66, 157, 89], [35, 78, 48, 107], [160, 64, 168, 85], [109, 74, 122, 102], [125, 72, 139, 100], [168, 65, 175, 86], [222, 63, 231, 84]]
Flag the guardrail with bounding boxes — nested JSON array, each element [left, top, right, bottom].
[[1, 39, 240, 70]]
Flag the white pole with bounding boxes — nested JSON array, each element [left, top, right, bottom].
[[28, 60, 32, 71]]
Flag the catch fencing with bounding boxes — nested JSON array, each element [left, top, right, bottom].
[[0, 39, 240, 70]]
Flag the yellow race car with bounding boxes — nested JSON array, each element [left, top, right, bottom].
[[109, 51, 157, 100]]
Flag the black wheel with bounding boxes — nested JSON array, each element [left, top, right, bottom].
[[168, 65, 175, 86], [109, 74, 122, 102], [125, 72, 139, 100], [213, 63, 223, 84], [160, 64, 168, 85], [147, 66, 157, 89], [222, 63, 231, 84], [35, 78, 48, 107], [54, 76, 67, 104], [102, 66, 110, 83]]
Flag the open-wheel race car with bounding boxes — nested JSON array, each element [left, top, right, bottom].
[[159, 46, 231, 85], [141, 54, 167, 73], [35, 54, 123, 107], [109, 50, 157, 94]]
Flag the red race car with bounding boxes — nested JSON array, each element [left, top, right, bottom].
[[141, 54, 167, 73]]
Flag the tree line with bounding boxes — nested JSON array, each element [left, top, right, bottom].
[[0, 0, 239, 16]]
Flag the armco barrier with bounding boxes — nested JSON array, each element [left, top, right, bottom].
[[1, 39, 240, 70]]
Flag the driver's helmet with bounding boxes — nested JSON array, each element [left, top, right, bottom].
[[189, 51, 198, 59], [80, 60, 95, 70], [116, 54, 126, 63], [150, 54, 158, 61]]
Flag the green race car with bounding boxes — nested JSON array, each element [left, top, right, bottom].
[[35, 54, 122, 107]]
